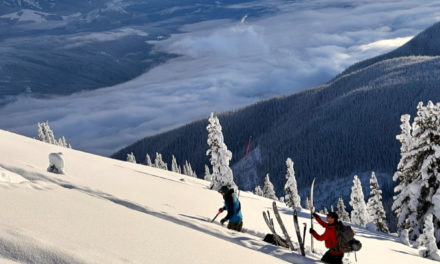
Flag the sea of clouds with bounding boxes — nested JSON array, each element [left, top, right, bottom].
[[1, 0, 440, 155]]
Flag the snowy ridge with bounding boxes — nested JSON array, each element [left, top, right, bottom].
[[0, 129, 436, 263]]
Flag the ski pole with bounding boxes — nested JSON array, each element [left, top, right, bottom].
[[211, 209, 222, 223]]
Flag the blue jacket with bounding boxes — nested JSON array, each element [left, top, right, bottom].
[[222, 190, 243, 223]]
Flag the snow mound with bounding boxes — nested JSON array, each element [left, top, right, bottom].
[[0, 166, 29, 184]]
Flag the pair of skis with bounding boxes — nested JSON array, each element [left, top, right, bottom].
[[262, 178, 316, 257], [262, 201, 306, 256]]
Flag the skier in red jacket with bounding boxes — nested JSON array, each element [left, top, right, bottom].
[[310, 212, 344, 264]]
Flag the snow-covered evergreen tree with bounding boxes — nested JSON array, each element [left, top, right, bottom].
[[171, 155, 179, 173], [126, 152, 136, 163], [206, 113, 236, 191], [284, 158, 301, 209], [393, 101, 440, 241], [367, 172, 389, 233], [331, 205, 334, 212], [323, 207, 329, 215], [204, 165, 212, 181], [37, 121, 71, 148], [337, 197, 350, 222], [305, 197, 311, 210], [400, 229, 410, 246], [350, 175, 369, 226], [254, 185, 263, 196], [145, 154, 153, 167], [418, 214, 440, 260], [154, 153, 168, 170], [263, 174, 278, 200]]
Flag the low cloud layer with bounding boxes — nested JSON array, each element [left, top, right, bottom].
[[1, 0, 440, 155]]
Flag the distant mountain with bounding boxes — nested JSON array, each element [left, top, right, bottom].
[[113, 22, 440, 228]]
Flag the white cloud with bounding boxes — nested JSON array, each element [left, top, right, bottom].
[[2, 0, 440, 155]]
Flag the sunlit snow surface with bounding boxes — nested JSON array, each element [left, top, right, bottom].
[[0, 129, 437, 263]]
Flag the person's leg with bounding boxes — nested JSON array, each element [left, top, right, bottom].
[[227, 222, 243, 231], [321, 250, 333, 263]]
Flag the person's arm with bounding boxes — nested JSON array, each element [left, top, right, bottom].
[[315, 215, 328, 228], [222, 198, 234, 221], [311, 229, 328, 241]]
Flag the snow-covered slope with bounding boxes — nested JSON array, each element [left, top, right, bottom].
[[0, 129, 435, 263]]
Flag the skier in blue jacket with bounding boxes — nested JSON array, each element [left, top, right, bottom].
[[218, 186, 243, 231]]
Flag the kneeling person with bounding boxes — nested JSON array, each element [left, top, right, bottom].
[[218, 186, 243, 231]]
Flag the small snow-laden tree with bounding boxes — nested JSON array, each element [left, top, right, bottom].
[[37, 122, 48, 142], [394, 102, 440, 241], [284, 158, 301, 209], [350, 175, 369, 226], [254, 185, 263, 196], [145, 154, 153, 167], [400, 229, 411, 246], [126, 152, 136, 163], [37, 121, 71, 147], [331, 205, 334, 212], [337, 197, 350, 222], [323, 207, 329, 215], [204, 165, 212, 181], [206, 113, 236, 191], [418, 214, 440, 260], [367, 172, 389, 233], [171, 155, 179, 173], [154, 153, 168, 170], [263, 174, 278, 200], [305, 197, 311, 210], [47, 152, 65, 174]]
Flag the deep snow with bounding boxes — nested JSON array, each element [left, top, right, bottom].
[[0, 129, 437, 263]]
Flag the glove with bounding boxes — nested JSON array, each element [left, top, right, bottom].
[[312, 212, 319, 219], [220, 218, 227, 225], [309, 228, 316, 234]]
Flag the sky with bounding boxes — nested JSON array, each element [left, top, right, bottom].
[[1, 0, 440, 155]]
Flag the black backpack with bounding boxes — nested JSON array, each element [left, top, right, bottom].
[[336, 222, 362, 253]]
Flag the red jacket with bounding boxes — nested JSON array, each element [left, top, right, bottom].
[[311, 215, 343, 255]]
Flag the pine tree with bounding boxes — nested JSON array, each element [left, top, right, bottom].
[[204, 165, 212, 181], [305, 197, 311, 210], [206, 113, 236, 191], [254, 185, 263, 196], [418, 214, 440, 260], [323, 207, 328, 215], [350, 175, 369, 226], [284, 158, 301, 209], [145, 154, 153, 166], [171, 155, 179, 173], [37, 122, 48, 142], [331, 205, 334, 212], [393, 102, 440, 241], [263, 174, 278, 200], [126, 152, 136, 163], [337, 197, 350, 222], [154, 153, 168, 170], [393, 114, 417, 236], [367, 172, 389, 233]]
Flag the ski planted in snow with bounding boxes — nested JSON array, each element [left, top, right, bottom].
[[293, 209, 305, 256], [263, 210, 285, 247], [272, 201, 296, 251], [302, 222, 307, 250], [310, 178, 316, 253]]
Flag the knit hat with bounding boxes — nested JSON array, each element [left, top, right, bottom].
[[327, 211, 339, 221], [219, 186, 229, 194]]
